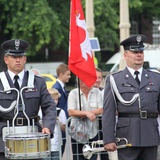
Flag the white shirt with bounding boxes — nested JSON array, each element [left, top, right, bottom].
[[8, 69, 25, 87], [51, 108, 66, 151], [38, 108, 67, 151], [127, 66, 142, 81], [57, 79, 65, 92], [68, 87, 103, 139]]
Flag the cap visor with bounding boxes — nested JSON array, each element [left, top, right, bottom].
[[129, 47, 145, 52], [6, 53, 25, 56]]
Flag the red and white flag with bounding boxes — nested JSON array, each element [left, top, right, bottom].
[[68, 0, 96, 87]]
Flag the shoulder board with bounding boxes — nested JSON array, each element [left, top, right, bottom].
[[34, 74, 44, 80], [111, 70, 122, 75], [146, 69, 160, 74], [106, 70, 122, 78], [34, 74, 42, 78]]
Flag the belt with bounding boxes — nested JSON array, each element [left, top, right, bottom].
[[0, 116, 39, 126], [118, 112, 158, 119]]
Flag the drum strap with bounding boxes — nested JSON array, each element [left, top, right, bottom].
[[0, 70, 35, 91], [0, 71, 11, 93], [0, 71, 35, 113], [27, 70, 34, 88]]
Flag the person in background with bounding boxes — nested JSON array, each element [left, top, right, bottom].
[[52, 63, 71, 155], [93, 68, 103, 90], [0, 39, 57, 160], [93, 68, 109, 160], [102, 34, 160, 160], [41, 88, 67, 160], [93, 68, 118, 160], [68, 79, 103, 160]]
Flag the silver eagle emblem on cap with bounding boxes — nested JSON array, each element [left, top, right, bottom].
[[15, 39, 20, 50], [136, 35, 142, 44]]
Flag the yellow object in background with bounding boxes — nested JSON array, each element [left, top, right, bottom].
[[41, 74, 56, 89]]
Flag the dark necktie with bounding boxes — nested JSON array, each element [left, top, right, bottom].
[[14, 75, 20, 90], [134, 71, 140, 85], [63, 86, 66, 92], [63, 86, 67, 96]]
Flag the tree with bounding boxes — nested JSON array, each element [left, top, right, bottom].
[[0, 0, 63, 55], [94, 0, 119, 51], [0, 0, 160, 62], [130, 0, 160, 18]]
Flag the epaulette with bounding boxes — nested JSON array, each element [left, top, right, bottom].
[[34, 75, 44, 79], [146, 69, 160, 74], [105, 70, 122, 79], [111, 70, 122, 76]]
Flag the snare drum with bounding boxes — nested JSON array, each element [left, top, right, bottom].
[[4, 132, 51, 159]]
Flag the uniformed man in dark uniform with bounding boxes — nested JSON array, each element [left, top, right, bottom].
[[0, 39, 57, 160], [102, 34, 160, 160]]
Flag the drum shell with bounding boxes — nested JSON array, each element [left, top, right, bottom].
[[5, 132, 50, 159]]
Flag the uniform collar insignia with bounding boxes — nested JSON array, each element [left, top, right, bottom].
[[145, 74, 148, 77]]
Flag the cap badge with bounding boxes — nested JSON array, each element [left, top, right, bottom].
[[15, 39, 20, 50], [136, 35, 142, 44]]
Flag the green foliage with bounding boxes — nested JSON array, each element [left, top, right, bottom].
[[1, 0, 160, 58], [94, 0, 119, 51], [0, 0, 63, 55], [129, 0, 142, 8], [129, 0, 160, 19], [47, 0, 70, 53]]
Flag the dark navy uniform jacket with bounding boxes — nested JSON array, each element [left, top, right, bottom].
[[102, 67, 160, 147], [53, 81, 68, 117]]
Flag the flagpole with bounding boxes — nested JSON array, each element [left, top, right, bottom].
[[77, 78, 82, 111]]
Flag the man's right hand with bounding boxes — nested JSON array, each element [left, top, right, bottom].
[[104, 142, 117, 152]]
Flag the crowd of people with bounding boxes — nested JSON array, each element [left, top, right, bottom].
[[0, 34, 160, 160]]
